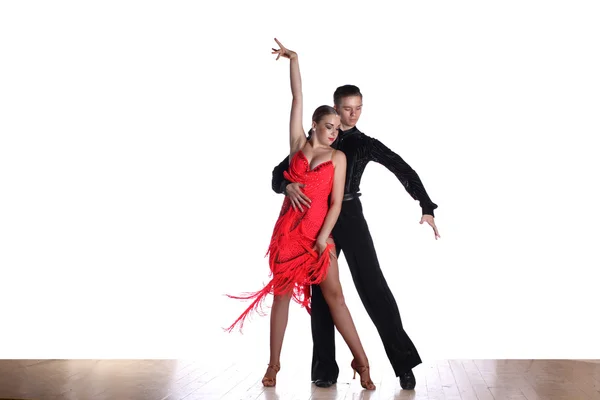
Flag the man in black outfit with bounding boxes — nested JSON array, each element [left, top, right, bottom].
[[271, 85, 440, 390]]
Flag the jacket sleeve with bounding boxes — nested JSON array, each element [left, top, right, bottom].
[[369, 138, 438, 216], [271, 155, 291, 195]]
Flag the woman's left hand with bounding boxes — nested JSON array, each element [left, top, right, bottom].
[[313, 239, 328, 256]]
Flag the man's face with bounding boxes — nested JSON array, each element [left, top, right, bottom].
[[334, 95, 363, 129]]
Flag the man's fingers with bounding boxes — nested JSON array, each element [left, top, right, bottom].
[[292, 197, 304, 212], [431, 223, 440, 239], [299, 197, 311, 208], [288, 184, 311, 210], [288, 190, 308, 210]]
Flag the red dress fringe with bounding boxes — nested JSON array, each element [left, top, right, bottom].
[[225, 151, 336, 333]]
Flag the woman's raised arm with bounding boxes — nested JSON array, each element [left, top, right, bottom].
[[272, 38, 306, 155]]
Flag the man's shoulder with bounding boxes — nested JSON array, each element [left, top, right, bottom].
[[352, 128, 393, 154], [353, 127, 377, 141]]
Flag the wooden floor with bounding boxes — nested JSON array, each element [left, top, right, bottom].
[[0, 359, 598, 400]]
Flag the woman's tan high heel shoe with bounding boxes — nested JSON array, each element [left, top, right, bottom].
[[262, 363, 280, 387], [351, 359, 376, 390]]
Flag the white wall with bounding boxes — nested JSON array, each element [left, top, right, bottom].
[[1, 1, 599, 360]]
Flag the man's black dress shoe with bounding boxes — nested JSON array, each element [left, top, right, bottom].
[[399, 370, 416, 390], [314, 379, 337, 388]]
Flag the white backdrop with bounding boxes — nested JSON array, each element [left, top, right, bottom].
[[1, 1, 599, 361]]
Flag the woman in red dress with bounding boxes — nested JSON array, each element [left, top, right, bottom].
[[226, 39, 375, 391]]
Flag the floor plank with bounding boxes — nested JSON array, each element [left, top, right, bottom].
[[1, 359, 599, 399]]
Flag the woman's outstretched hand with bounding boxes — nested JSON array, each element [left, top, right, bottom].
[[272, 38, 297, 60]]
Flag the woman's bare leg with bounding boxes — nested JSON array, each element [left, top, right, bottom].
[[319, 240, 374, 387], [265, 292, 292, 380]]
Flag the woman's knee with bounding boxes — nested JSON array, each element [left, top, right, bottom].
[[322, 287, 346, 308]]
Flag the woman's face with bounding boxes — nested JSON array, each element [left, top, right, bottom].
[[312, 114, 341, 145]]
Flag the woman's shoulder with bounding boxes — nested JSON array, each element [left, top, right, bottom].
[[331, 148, 346, 165]]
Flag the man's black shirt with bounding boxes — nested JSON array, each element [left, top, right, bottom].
[[271, 126, 438, 216]]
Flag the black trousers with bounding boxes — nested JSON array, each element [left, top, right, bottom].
[[310, 198, 422, 380]]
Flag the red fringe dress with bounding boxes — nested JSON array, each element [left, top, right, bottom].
[[226, 150, 336, 333]]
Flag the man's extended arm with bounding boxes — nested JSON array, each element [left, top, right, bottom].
[[370, 138, 438, 216], [271, 155, 291, 194], [271, 153, 312, 212]]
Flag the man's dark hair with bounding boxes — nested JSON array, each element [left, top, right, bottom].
[[333, 85, 363, 106]]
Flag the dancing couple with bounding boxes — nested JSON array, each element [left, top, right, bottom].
[[226, 38, 439, 392]]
